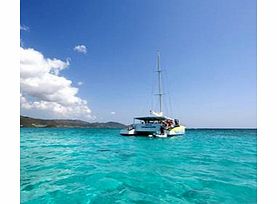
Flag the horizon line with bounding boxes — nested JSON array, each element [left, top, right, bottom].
[[20, 115, 257, 129]]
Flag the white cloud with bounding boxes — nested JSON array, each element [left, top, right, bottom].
[[110, 112, 116, 115], [20, 47, 92, 120], [20, 25, 29, 31], [74, 45, 87, 54], [77, 81, 83, 86]]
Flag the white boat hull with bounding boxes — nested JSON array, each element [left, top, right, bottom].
[[120, 125, 185, 137], [120, 128, 136, 136]]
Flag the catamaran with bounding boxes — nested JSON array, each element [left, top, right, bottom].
[[120, 52, 186, 138]]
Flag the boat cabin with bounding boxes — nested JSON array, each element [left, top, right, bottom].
[[128, 116, 179, 135]]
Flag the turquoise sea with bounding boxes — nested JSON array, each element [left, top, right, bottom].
[[21, 129, 257, 204]]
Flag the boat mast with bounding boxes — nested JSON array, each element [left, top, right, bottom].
[[157, 51, 163, 113]]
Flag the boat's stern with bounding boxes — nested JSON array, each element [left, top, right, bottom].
[[120, 123, 161, 136], [134, 123, 161, 134]]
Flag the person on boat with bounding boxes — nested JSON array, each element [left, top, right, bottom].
[[168, 120, 174, 128], [161, 120, 167, 129], [164, 119, 172, 129], [174, 119, 180, 127], [160, 123, 166, 135]]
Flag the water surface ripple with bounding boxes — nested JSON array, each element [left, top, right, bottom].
[[21, 129, 257, 203]]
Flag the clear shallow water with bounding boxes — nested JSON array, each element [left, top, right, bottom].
[[21, 128, 257, 204]]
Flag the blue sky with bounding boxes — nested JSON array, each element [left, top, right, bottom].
[[20, 0, 256, 127]]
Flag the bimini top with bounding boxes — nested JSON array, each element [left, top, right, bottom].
[[134, 116, 169, 121]]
